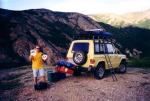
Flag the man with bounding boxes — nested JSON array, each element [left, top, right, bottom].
[[29, 45, 47, 85]]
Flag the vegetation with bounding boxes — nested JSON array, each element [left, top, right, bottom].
[[136, 19, 150, 29], [99, 22, 150, 56], [98, 22, 150, 67], [90, 9, 150, 28], [128, 57, 150, 68]]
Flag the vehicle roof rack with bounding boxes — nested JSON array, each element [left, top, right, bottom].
[[73, 29, 112, 40]]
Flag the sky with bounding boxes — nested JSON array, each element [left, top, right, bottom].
[[0, 0, 150, 14]]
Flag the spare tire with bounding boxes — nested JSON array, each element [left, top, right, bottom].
[[73, 51, 87, 65]]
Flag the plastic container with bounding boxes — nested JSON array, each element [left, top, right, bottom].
[[47, 70, 66, 82], [47, 70, 54, 82]]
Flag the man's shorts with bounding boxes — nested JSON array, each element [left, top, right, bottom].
[[32, 68, 45, 77]]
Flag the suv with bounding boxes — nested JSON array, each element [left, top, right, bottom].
[[67, 29, 127, 79]]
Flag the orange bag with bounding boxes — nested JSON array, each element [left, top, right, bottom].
[[56, 66, 74, 74]]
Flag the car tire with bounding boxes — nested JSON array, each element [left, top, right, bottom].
[[73, 51, 87, 65], [94, 64, 105, 79], [118, 61, 127, 73]]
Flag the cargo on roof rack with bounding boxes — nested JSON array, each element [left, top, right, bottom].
[[73, 29, 112, 40]]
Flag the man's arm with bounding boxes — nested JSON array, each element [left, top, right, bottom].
[[29, 49, 36, 61], [29, 55, 33, 61]]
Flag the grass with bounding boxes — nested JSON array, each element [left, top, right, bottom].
[[128, 57, 150, 68]]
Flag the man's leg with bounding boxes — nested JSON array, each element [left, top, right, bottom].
[[39, 68, 46, 82], [33, 77, 38, 84], [33, 69, 38, 84]]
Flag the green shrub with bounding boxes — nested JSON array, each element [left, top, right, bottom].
[[128, 57, 150, 68]]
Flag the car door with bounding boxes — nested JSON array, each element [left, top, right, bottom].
[[93, 41, 106, 66], [105, 43, 119, 68]]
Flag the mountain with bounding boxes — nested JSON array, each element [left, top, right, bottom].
[[89, 9, 150, 28], [98, 22, 150, 57], [1, 8, 150, 68], [0, 8, 103, 68], [89, 10, 150, 58]]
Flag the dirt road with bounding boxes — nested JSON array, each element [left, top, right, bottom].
[[0, 66, 150, 101]]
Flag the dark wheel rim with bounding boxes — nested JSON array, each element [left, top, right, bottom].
[[97, 67, 104, 78], [119, 64, 126, 72]]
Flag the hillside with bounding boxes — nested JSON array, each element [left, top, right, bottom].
[[1, 8, 150, 68], [98, 22, 150, 58], [89, 10, 150, 59], [89, 9, 150, 27], [0, 8, 103, 68]]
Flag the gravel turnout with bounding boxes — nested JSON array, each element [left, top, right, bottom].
[[0, 66, 150, 101]]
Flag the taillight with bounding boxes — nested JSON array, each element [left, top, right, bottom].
[[90, 59, 95, 64]]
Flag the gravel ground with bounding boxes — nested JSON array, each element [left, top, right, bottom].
[[0, 66, 150, 101]]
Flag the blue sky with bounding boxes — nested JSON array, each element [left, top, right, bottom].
[[0, 0, 150, 14]]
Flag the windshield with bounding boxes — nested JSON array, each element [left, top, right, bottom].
[[72, 43, 89, 53]]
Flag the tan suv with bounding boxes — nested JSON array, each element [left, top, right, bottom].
[[67, 29, 127, 79]]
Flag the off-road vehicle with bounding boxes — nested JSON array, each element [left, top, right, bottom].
[[67, 29, 127, 79]]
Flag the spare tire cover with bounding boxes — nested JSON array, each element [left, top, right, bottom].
[[73, 51, 87, 65]]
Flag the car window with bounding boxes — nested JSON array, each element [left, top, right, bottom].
[[72, 43, 89, 53], [106, 44, 115, 54], [94, 43, 105, 54]]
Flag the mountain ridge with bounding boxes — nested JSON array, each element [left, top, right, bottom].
[[0, 8, 103, 68], [0, 8, 150, 68], [89, 9, 150, 27]]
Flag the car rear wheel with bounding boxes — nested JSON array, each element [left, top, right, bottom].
[[94, 64, 105, 79], [73, 51, 87, 65]]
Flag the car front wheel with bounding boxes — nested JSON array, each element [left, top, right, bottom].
[[118, 62, 127, 73]]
